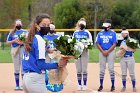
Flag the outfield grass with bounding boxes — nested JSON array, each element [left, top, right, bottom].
[[0, 46, 140, 63]]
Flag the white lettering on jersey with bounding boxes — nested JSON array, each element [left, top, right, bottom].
[[23, 53, 29, 60], [100, 35, 112, 43], [75, 35, 88, 39]]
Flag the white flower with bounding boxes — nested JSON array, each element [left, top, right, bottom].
[[74, 45, 78, 49], [129, 38, 137, 43], [68, 39, 72, 43], [65, 35, 71, 39], [90, 42, 93, 45], [81, 39, 87, 43], [77, 42, 84, 50], [85, 45, 88, 48]]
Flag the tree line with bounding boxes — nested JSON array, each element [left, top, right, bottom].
[[0, 0, 140, 29]]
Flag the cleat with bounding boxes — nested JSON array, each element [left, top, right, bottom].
[[98, 86, 103, 92], [111, 86, 115, 92]]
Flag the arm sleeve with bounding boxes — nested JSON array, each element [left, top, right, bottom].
[[37, 59, 58, 70], [87, 30, 93, 42], [7, 32, 13, 41], [34, 35, 46, 60], [95, 33, 100, 44]]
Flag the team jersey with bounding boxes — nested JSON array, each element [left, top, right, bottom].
[[22, 33, 46, 73], [43, 34, 59, 48], [95, 30, 117, 50], [22, 32, 58, 74], [120, 40, 133, 56], [7, 29, 27, 47], [73, 30, 92, 42]]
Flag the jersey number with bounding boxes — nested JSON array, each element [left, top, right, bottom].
[[23, 53, 29, 60], [103, 38, 109, 43]]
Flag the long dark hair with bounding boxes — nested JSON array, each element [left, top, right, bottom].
[[25, 14, 50, 52]]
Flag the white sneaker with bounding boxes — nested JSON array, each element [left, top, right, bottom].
[[77, 85, 82, 91], [20, 86, 23, 90], [82, 85, 87, 91]]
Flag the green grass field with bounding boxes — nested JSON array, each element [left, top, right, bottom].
[[0, 46, 140, 63]]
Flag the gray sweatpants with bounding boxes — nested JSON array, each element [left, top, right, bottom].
[[11, 46, 24, 73], [99, 50, 115, 80], [120, 56, 135, 80], [23, 73, 47, 93], [75, 49, 89, 74]]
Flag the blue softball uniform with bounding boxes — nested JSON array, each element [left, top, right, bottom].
[[22, 32, 58, 74], [7, 29, 27, 47], [43, 34, 59, 48], [95, 30, 117, 50], [73, 30, 92, 42]]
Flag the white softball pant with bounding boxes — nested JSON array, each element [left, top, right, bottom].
[[23, 73, 47, 93]]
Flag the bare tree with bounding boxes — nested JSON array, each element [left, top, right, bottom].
[[31, 0, 62, 19]]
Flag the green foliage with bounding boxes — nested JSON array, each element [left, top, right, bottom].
[[0, 0, 34, 28], [53, 36, 76, 55], [111, 0, 140, 28], [54, 0, 84, 28], [44, 38, 49, 45], [126, 38, 140, 49]]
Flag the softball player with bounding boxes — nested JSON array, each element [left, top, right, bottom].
[[73, 18, 92, 91], [43, 24, 59, 62], [22, 14, 68, 93], [6, 19, 27, 90], [119, 28, 136, 92], [43, 24, 58, 85], [95, 20, 117, 92]]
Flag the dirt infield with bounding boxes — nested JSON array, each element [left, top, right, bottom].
[[0, 63, 140, 93]]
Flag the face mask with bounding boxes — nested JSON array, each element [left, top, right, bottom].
[[39, 27, 50, 35], [16, 25, 22, 30], [79, 24, 85, 30], [124, 36, 128, 40], [104, 27, 109, 31], [50, 30, 55, 34]]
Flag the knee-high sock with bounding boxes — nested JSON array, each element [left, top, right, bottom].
[[130, 75, 136, 88], [14, 73, 19, 87], [122, 75, 126, 88], [110, 73, 115, 87], [83, 73, 87, 86], [100, 72, 104, 87], [77, 73, 82, 85]]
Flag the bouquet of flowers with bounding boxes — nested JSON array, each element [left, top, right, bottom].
[[126, 37, 140, 49], [79, 38, 93, 50], [46, 35, 86, 92], [12, 32, 27, 56], [53, 35, 84, 59], [116, 37, 140, 58], [18, 32, 27, 42]]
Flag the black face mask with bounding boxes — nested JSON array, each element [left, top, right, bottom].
[[104, 27, 109, 31], [39, 27, 50, 36], [124, 36, 128, 40], [16, 25, 22, 30], [50, 30, 55, 34], [79, 24, 85, 30]]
